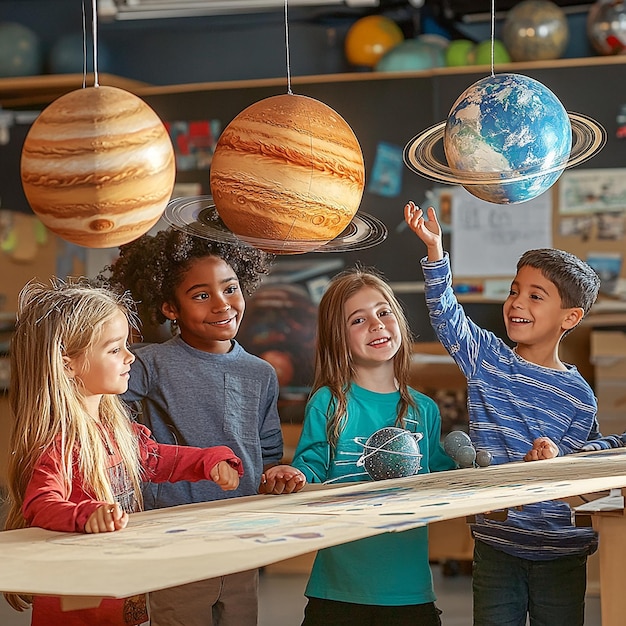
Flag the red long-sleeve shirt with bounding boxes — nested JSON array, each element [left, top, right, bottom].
[[22, 422, 243, 625]]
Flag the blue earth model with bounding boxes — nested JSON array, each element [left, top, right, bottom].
[[359, 427, 423, 481], [444, 73, 572, 204]]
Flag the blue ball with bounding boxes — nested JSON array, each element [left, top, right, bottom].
[[375, 39, 445, 72], [48, 33, 113, 75], [444, 73, 572, 204], [0, 22, 42, 77]]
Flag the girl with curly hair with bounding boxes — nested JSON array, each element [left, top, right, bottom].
[[101, 228, 305, 626]]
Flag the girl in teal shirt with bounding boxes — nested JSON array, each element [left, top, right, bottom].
[[291, 267, 455, 626]]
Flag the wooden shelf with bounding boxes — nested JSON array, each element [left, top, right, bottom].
[[2, 55, 625, 109], [0, 73, 150, 109]]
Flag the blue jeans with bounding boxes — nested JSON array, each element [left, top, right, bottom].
[[472, 540, 587, 626]]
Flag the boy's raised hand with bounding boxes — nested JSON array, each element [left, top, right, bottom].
[[210, 460, 241, 491], [259, 465, 306, 495], [404, 201, 444, 262]]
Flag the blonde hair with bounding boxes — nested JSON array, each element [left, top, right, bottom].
[[312, 267, 416, 452], [4, 279, 142, 611]]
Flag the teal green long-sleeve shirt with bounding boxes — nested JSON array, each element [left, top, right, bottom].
[[292, 383, 455, 606]]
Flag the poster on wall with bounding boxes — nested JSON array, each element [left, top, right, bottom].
[[559, 168, 626, 214], [449, 187, 553, 278]]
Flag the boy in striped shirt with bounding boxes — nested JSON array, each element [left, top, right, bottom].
[[405, 201, 601, 626]]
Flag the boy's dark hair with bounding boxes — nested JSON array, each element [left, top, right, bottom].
[[100, 228, 274, 327], [517, 248, 600, 315]]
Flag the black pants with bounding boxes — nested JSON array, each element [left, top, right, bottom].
[[302, 597, 443, 626]]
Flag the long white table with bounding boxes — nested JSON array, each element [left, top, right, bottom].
[[2, 448, 626, 612]]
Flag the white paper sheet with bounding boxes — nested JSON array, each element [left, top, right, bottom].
[[450, 187, 553, 278]]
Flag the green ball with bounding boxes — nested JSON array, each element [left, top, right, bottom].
[[474, 39, 511, 65], [445, 39, 475, 67]]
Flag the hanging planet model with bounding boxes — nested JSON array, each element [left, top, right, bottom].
[[209, 94, 368, 254], [404, 73, 606, 205], [20, 86, 176, 248]]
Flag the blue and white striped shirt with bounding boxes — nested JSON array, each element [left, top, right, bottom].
[[422, 254, 598, 560]]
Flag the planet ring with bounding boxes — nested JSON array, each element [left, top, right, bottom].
[[403, 112, 606, 186], [163, 196, 388, 253]]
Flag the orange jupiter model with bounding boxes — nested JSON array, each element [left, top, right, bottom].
[[21, 85, 176, 248], [210, 93, 365, 254]]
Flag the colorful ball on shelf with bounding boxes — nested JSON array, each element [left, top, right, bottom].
[[209, 94, 365, 254], [502, 0, 569, 61], [344, 15, 404, 68], [48, 33, 113, 74], [0, 21, 42, 77], [375, 38, 445, 72], [587, 0, 626, 55], [445, 39, 476, 66], [473, 39, 511, 65], [20, 86, 176, 248]]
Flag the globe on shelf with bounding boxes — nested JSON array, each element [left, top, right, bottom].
[[502, 0, 569, 62], [587, 0, 626, 55], [0, 21, 42, 77], [48, 32, 113, 74], [344, 15, 404, 68], [443, 73, 572, 204], [357, 427, 423, 481]]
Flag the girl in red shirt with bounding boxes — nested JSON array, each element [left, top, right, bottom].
[[3, 279, 243, 625]]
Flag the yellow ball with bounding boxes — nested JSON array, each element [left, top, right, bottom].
[[345, 15, 404, 68], [209, 94, 365, 254], [21, 86, 176, 248]]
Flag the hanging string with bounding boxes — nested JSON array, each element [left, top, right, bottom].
[[490, 0, 496, 77], [92, 0, 100, 87], [81, 1, 87, 88], [284, 0, 293, 95]]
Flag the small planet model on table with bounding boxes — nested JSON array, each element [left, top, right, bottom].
[[443, 430, 492, 468], [357, 427, 423, 480]]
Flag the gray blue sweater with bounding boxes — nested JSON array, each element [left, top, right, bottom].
[[123, 336, 283, 508]]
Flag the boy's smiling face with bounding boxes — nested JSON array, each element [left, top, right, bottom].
[[503, 265, 581, 349], [162, 255, 245, 353]]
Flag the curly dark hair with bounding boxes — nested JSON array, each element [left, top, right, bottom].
[[100, 228, 274, 327]]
